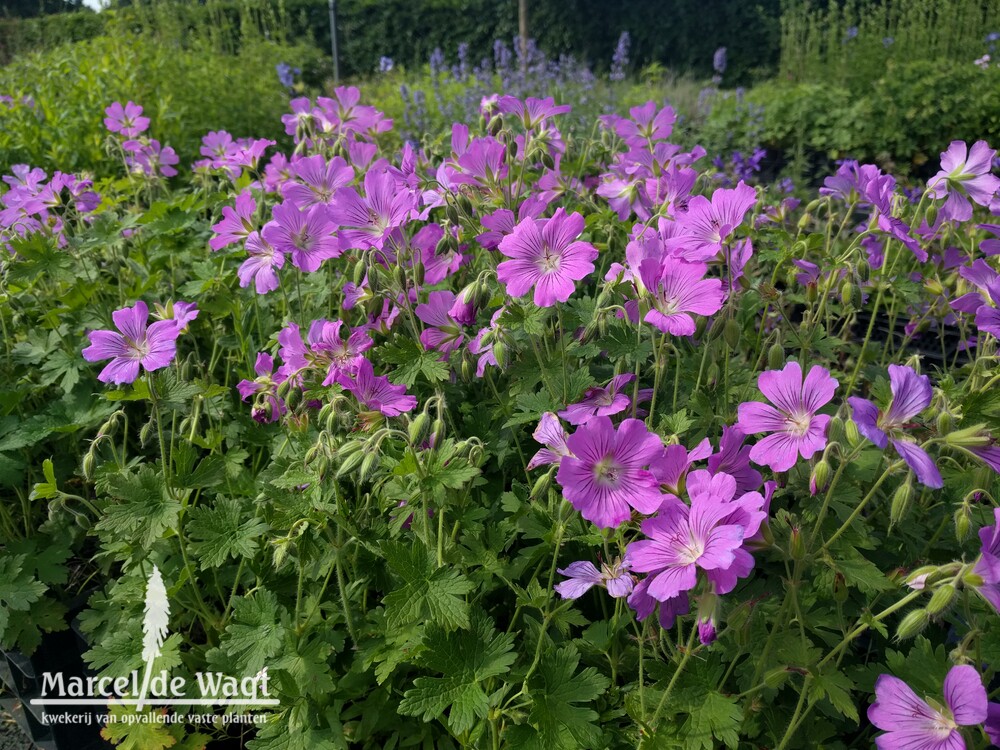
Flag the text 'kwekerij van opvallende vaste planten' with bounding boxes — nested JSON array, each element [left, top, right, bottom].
[[5, 51, 1000, 749]]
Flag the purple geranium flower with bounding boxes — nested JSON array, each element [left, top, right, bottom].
[[104, 101, 150, 138], [329, 168, 416, 251], [210, 191, 256, 251], [736, 361, 838, 472], [972, 507, 1000, 612], [707, 425, 763, 494], [527, 412, 572, 470], [558, 373, 649, 425], [82, 300, 181, 384], [262, 202, 339, 272], [237, 232, 285, 295], [237, 352, 287, 423], [868, 665, 987, 750], [848, 365, 942, 488], [665, 181, 757, 261], [556, 417, 664, 529], [497, 208, 597, 307], [415, 290, 466, 358], [625, 471, 764, 602], [336, 358, 417, 417], [927, 140, 1000, 223], [554, 558, 633, 600], [639, 258, 726, 336]]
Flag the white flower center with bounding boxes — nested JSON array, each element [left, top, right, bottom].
[[593, 456, 623, 487], [785, 411, 812, 437]]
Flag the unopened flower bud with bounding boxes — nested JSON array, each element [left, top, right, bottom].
[[925, 202, 939, 228], [706, 362, 720, 387], [487, 115, 503, 137], [845, 418, 861, 448], [337, 450, 365, 478], [408, 413, 429, 445], [890, 480, 914, 526], [767, 341, 784, 370], [856, 259, 870, 282], [895, 609, 929, 640], [936, 411, 953, 435], [413, 259, 426, 287], [431, 418, 446, 446], [944, 424, 991, 448], [789, 526, 805, 561], [353, 258, 367, 287], [82, 451, 96, 481], [723, 318, 741, 349], [840, 280, 854, 308], [963, 571, 984, 588], [925, 583, 956, 615], [806, 283, 818, 303], [541, 151, 555, 170], [140, 419, 154, 447], [531, 472, 551, 500], [359, 451, 379, 482], [694, 317, 708, 339], [828, 416, 845, 444], [954, 504, 971, 542], [445, 202, 461, 225], [811, 460, 831, 495]]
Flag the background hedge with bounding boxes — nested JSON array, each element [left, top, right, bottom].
[[0, 0, 783, 84]]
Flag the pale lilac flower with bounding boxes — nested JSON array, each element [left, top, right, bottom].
[[104, 101, 150, 137], [737, 362, 838, 472], [527, 412, 572, 470], [237, 232, 284, 294], [336, 358, 417, 416], [868, 665, 987, 750], [848, 365, 942, 488], [497, 208, 597, 307], [927, 140, 1000, 223], [82, 301, 180, 384], [210, 191, 257, 251], [555, 558, 633, 599], [556, 417, 664, 529]]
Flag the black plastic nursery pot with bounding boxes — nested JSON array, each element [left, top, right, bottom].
[[0, 630, 107, 750]]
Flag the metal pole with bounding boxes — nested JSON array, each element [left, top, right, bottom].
[[329, 0, 339, 83], [518, 0, 527, 72]]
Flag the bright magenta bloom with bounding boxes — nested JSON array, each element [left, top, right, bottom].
[[237, 232, 284, 294], [737, 361, 838, 472], [82, 300, 181, 384], [336, 358, 416, 417], [639, 258, 725, 336], [666, 181, 757, 261], [415, 290, 466, 358], [527, 412, 572, 470], [497, 208, 597, 307], [555, 416, 664, 529], [329, 169, 416, 251], [868, 665, 987, 750]]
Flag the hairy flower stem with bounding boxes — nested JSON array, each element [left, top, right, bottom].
[[647, 626, 698, 736], [809, 445, 864, 546], [822, 462, 897, 551], [777, 589, 924, 747]]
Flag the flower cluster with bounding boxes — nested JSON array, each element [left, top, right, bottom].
[[1, 164, 99, 251], [104, 101, 179, 179]]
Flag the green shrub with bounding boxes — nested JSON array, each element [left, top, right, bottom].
[[0, 33, 323, 176]]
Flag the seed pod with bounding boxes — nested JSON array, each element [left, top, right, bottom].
[[890, 480, 913, 526], [895, 609, 929, 641], [828, 416, 845, 444], [925, 583, 956, 615], [767, 341, 784, 370], [723, 318, 741, 349]]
